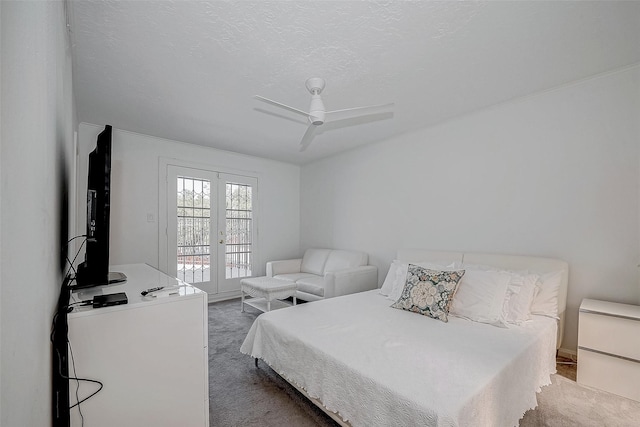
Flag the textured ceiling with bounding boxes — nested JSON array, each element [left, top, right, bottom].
[[69, 1, 640, 165]]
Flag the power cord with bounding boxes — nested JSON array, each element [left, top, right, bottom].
[[67, 341, 104, 426], [52, 345, 104, 427], [51, 304, 104, 426], [64, 235, 87, 283], [69, 342, 84, 426], [51, 236, 103, 425]]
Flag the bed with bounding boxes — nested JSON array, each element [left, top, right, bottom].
[[240, 250, 569, 427]]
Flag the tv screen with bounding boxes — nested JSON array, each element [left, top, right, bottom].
[[74, 125, 125, 289]]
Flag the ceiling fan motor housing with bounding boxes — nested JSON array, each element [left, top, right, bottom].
[[309, 94, 325, 125]]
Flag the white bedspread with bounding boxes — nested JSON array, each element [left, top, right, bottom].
[[240, 290, 557, 427]]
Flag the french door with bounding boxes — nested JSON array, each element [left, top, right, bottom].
[[162, 164, 257, 296]]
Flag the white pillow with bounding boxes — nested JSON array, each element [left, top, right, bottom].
[[387, 261, 456, 302], [450, 269, 512, 326], [530, 270, 563, 319], [463, 263, 542, 325], [503, 273, 539, 325], [379, 260, 400, 296]]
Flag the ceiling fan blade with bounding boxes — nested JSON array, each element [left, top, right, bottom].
[[325, 103, 394, 123], [254, 95, 309, 117], [299, 124, 319, 152]]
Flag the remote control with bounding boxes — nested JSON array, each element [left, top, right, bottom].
[[141, 286, 164, 296]]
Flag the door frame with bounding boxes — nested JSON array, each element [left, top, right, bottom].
[[158, 157, 260, 296]]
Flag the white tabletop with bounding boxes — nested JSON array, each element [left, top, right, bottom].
[[68, 263, 205, 317], [580, 298, 640, 321]]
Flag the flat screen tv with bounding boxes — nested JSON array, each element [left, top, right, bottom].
[[73, 125, 126, 289]]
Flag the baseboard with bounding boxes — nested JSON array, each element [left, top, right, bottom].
[[557, 347, 577, 361], [207, 290, 241, 304]]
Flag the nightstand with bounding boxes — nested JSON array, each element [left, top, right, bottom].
[[577, 298, 640, 401]]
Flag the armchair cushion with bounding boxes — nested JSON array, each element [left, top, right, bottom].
[[301, 249, 331, 275], [296, 276, 325, 297], [324, 250, 368, 272], [273, 272, 317, 283], [325, 265, 378, 298]]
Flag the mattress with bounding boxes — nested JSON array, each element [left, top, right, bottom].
[[240, 289, 557, 427]]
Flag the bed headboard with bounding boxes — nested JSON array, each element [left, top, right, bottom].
[[396, 249, 569, 349]]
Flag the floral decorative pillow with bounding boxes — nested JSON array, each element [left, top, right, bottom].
[[391, 264, 465, 322]]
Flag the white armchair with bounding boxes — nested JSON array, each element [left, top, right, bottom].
[[266, 248, 378, 302]]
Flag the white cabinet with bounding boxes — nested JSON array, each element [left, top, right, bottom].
[[577, 298, 640, 402], [67, 264, 209, 426]]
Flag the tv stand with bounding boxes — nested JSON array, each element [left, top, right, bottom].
[[106, 271, 127, 283], [70, 270, 127, 290], [67, 264, 209, 426]]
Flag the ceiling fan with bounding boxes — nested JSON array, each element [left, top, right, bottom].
[[255, 78, 394, 151]]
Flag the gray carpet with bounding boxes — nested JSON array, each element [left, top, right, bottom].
[[208, 298, 338, 426], [520, 374, 640, 426], [209, 298, 640, 426]]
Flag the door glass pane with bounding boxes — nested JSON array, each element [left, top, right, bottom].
[[177, 176, 211, 284], [225, 182, 252, 278]]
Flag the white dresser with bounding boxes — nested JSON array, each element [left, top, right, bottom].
[[577, 298, 640, 402], [67, 264, 209, 426]]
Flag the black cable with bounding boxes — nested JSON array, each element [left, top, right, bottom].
[[68, 343, 84, 426], [50, 235, 103, 425], [50, 311, 61, 343], [68, 346, 103, 409], [67, 235, 87, 244], [65, 238, 87, 281], [62, 235, 87, 278], [51, 316, 104, 415], [65, 255, 78, 278], [68, 342, 83, 426], [53, 346, 104, 426]]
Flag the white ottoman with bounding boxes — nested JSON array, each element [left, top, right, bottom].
[[240, 276, 297, 312]]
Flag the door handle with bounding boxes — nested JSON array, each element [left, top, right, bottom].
[[219, 239, 224, 244]]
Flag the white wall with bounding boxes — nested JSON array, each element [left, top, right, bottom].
[[0, 1, 76, 426], [76, 124, 300, 278], [0, 5, 3, 421], [301, 66, 640, 352], [0, 5, 3, 422]]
